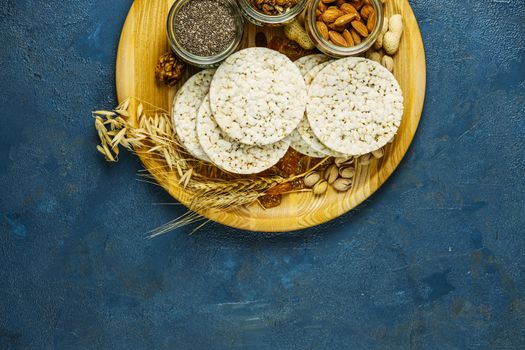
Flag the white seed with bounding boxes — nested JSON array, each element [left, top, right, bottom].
[[333, 178, 353, 192], [304, 172, 321, 188], [313, 180, 328, 195]]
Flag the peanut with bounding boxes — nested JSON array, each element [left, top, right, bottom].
[[366, 50, 382, 63], [284, 20, 315, 50], [373, 16, 388, 50], [383, 14, 403, 55], [381, 55, 394, 72]]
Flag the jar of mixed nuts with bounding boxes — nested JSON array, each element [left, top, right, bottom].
[[167, 0, 244, 68], [238, 0, 309, 26], [305, 0, 383, 57]]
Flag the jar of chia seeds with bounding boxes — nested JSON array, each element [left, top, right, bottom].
[[167, 0, 244, 68], [237, 0, 308, 26]]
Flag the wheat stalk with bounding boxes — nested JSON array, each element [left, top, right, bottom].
[[93, 97, 328, 236]]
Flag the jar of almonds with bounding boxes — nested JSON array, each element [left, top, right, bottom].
[[305, 0, 383, 57]]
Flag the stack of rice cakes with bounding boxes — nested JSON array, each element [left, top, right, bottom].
[[171, 48, 404, 175]]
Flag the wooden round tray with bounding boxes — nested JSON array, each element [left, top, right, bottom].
[[116, 0, 426, 232]]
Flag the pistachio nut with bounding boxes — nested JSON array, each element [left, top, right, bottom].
[[339, 166, 355, 179], [359, 153, 371, 165], [333, 178, 353, 192], [313, 180, 328, 195], [372, 148, 384, 159], [335, 157, 352, 167], [304, 171, 321, 188], [324, 164, 339, 184]]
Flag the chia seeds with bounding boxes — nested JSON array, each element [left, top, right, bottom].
[[174, 0, 237, 57]]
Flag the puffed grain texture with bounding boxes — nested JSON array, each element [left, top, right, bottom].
[[307, 58, 404, 156], [210, 48, 307, 146], [197, 94, 290, 174], [172, 69, 215, 161]]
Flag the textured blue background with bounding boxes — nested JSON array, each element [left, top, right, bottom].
[[1, 0, 524, 349]]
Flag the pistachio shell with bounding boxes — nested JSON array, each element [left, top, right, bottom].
[[324, 164, 339, 184], [313, 180, 328, 195], [335, 157, 352, 167], [304, 172, 321, 188], [359, 153, 372, 165], [372, 148, 384, 159], [339, 166, 355, 179], [333, 178, 353, 192]]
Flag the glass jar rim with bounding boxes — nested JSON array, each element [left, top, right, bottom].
[[167, 0, 244, 67], [238, 0, 308, 25], [307, 0, 383, 57]]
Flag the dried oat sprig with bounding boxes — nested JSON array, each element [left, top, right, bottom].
[[93, 97, 330, 236]]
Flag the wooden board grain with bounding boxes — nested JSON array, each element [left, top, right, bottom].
[[115, 0, 426, 232]]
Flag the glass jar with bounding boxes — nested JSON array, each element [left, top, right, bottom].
[[237, 0, 308, 26], [167, 0, 244, 68], [305, 0, 383, 58]]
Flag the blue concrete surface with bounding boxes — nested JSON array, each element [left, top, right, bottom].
[[0, 0, 524, 349]]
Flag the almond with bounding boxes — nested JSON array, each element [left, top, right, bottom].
[[352, 0, 366, 10], [334, 13, 359, 27], [360, 5, 373, 20], [367, 10, 376, 32], [350, 28, 361, 44], [340, 3, 358, 16], [322, 8, 344, 22], [321, 0, 337, 3], [317, 21, 330, 40], [352, 0, 365, 10], [342, 29, 355, 46], [351, 20, 369, 37], [316, 9, 322, 18], [329, 31, 347, 46], [318, 1, 327, 12], [335, 0, 345, 6], [328, 22, 345, 32]]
